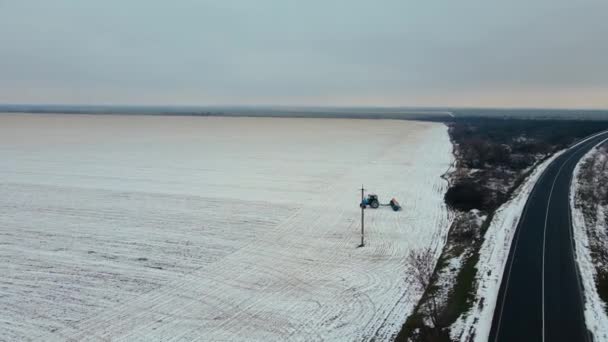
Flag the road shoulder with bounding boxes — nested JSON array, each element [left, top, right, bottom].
[[571, 139, 608, 341]]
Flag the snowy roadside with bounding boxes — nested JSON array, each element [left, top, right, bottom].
[[450, 151, 564, 342], [571, 140, 608, 341]]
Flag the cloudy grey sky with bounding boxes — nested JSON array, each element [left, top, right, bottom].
[[1, 0, 607, 108]]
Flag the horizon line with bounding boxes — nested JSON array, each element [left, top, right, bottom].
[[1, 103, 608, 112]]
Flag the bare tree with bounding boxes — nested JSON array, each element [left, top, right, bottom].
[[407, 247, 435, 291], [407, 247, 444, 333]]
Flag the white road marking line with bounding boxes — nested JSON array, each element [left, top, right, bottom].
[[570, 130, 608, 149], [494, 130, 608, 342], [541, 133, 608, 341], [542, 155, 573, 341], [566, 136, 608, 342], [492, 166, 541, 342]]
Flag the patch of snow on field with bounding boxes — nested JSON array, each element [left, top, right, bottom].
[[450, 152, 563, 342], [0, 114, 453, 341], [571, 141, 608, 342]]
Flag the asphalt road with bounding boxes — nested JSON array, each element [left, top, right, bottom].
[[489, 131, 608, 342]]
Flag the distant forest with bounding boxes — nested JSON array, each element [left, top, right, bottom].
[[2, 104, 608, 121]]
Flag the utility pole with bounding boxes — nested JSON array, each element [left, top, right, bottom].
[[360, 185, 365, 247]]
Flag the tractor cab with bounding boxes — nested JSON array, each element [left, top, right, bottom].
[[361, 194, 380, 209]]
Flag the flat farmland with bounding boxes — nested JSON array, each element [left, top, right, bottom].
[[0, 114, 452, 341]]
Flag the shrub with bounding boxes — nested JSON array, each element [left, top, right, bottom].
[[445, 182, 486, 211]]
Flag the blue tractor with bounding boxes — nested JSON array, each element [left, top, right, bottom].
[[360, 194, 380, 209], [360, 194, 402, 211]]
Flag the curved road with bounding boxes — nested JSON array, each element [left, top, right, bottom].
[[490, 131, 608, 342]]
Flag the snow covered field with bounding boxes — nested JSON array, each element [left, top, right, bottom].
[[0, 114, 452, 341]]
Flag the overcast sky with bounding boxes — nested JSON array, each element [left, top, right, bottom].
[[1, 1, 607, 108]]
